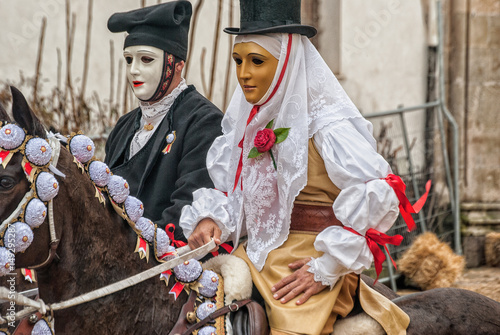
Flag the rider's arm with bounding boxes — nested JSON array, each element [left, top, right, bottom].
[[180, 117, 238, 244], [306, 119, 400, 288]]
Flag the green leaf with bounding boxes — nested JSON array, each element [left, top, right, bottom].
[[265, 119, 274, 129], [248, 147, 263, 158], [274, 128, 290, 143]]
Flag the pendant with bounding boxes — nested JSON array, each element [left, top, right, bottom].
[[144, 123, 154, 131], [162, 131, 177, 155]]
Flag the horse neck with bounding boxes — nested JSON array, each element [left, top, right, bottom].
[[37, 148, 151, 302]]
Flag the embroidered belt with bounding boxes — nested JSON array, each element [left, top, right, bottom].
[[290, 203, 343, 233]]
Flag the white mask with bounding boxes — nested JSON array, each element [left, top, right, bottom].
[[123, 45, 164, 101]]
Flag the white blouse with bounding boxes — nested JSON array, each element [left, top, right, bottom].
[[180, 116, 399, 287]]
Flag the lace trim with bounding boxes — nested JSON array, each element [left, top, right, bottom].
[[307, 258, 335, 289], [130, 79, 188, 158], [139, 78, 187, 119]]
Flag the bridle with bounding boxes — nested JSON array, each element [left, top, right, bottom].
[[24, 136, 62, 270], [0, 132, 65, 272]]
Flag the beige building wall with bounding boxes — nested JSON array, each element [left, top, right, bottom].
[[447, 0, 500, 229]]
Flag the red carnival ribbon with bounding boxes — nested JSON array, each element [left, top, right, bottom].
[[344, 227, 403, 283], [21, 268, 36, 283], [233, 34, 294, 192], [169, 282, 185, 300], [23, 161, 33, 178], [160, 269, 172, 285], [383, 174, 432, 231], [211, 242, 234, 257], [0, 150, 10, 162], [166, 223, 187, 248]]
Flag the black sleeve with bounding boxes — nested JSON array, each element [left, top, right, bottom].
[[157, 106, 223, 241]]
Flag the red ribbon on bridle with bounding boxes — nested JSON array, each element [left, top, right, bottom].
[[233, 34, 293, 192], [383, 174, 432, 231], [344, 227, 403, 283], [166, 223, 187, 248]]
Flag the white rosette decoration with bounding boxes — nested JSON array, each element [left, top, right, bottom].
[[25, 137, 52, 166], [198, 270, 219, 298], [155, 227, 174, 260], [124, 196, 144, 223], [173, 259, 203, 283], [35, 171, 59, 202], [24, 198, 48, 228], [196, 301, 218, 320], [31, 318, 54, 335], [0, 123, 26, 150], [69, 134, 95, 163], [4, 222, 34, 253], [107, 175, 130, 204], [88, 160, 111, 187], [0, 247, 14, 276], [198, 326, 217, 335], [135, 217, 155, 243]]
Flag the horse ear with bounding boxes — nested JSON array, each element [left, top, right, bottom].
[[0, 101, 11, 122], [10, 86, 47, 138]]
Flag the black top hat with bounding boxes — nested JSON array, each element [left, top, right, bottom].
[[108, 1, 192, 61], [224, 0, 317, 38]]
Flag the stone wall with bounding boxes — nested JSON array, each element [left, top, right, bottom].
[[446, 0, 500, 266]]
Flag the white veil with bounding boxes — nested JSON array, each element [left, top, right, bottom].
[[217, 33, 375, 270]]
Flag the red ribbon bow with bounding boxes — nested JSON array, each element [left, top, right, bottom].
[[166, 223, 187, 248], [344, 227, 403, 283], [233, 34, 293, 192], [383, 174, 431, 232]]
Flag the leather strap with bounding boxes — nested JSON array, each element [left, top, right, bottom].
[[181, 299, 252, 335], [13, 312, 42, 335], [169, 290, 198, 335], [290, 203, 342, 233]]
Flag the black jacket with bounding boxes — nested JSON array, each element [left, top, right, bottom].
[[104, 85, 223, 242]]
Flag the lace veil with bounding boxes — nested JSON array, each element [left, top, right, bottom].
[[217, 33, 375, 270]]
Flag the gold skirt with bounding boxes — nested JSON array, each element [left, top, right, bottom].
[[234, 232, 409, 335]]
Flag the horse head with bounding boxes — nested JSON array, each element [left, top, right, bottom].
[[0, 87, 192, 333]]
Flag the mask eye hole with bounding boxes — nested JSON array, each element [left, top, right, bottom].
[[233, 57, 242, 66], [125, 56, 132, 65], [141, 56, 154, 64], [252, 58, 264, 65]]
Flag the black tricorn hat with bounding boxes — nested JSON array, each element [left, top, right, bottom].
[[107, 1, 192, 61], [224, 0, 317, 38]]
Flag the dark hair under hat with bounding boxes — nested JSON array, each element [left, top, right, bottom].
[[224, 0, 317, 38], [107, 1, 192, 61]]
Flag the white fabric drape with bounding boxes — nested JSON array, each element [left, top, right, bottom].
[[180, 34, 399, 286]]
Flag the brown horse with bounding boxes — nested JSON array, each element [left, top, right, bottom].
[[2, 87, 500, 335], [1, 87, 188, 334]]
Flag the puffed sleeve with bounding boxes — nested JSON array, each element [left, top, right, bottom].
[[306, 119, 400, 287], [180, 117, 238, 242]]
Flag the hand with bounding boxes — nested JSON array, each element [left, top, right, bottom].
[[187, 218, 221, 252], [271, 257, 327, 305]]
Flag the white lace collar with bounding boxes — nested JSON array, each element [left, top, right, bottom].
[[129, 79, 188, 158]]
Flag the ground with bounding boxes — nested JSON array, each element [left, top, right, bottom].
[[451, 267, 500, 303], [398, 266, 500, 303]]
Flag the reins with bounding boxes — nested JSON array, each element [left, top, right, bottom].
[[0, 240, 215, 324]]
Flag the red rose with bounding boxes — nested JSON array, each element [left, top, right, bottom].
[[254, 128, 276, 153]]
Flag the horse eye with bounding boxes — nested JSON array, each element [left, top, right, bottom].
[[0, 177, 15, 190]]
